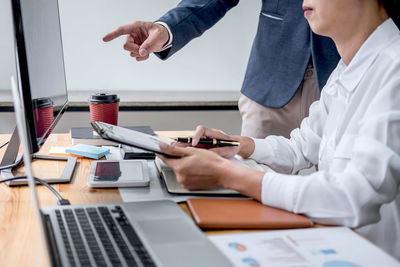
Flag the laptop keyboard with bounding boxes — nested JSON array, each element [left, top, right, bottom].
[[54, 206, 156, 267]]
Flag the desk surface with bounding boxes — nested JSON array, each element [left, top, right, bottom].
[[0, 132, 262, 267]]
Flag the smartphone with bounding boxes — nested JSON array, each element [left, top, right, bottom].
[[88, 160, 150, 188], [94, 161, 122, 181]]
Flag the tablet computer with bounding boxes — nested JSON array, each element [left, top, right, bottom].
[[91, 121, 173, 157]]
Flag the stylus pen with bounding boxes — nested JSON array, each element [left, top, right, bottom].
[[174, 137, 240, 147]]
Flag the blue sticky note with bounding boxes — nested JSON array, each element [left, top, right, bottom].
[[65, 144, 110, 159]]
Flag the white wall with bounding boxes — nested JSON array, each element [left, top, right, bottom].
[[0, 0, 16, 90], [0, 0, 260, 97]]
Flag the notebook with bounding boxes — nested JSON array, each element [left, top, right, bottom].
[[187, 198, 314, 229], [154, 157, 262, 195], [154, 156, 268, 195]]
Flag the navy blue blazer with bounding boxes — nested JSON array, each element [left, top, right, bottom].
[[156, 0, 340, 108]]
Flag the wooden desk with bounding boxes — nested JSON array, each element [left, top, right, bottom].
[[1, 131, 255, 267]]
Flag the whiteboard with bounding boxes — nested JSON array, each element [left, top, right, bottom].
[[0, 0, 260, 98]]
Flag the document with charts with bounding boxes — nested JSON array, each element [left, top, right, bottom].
[[209, 227, 400, 267]]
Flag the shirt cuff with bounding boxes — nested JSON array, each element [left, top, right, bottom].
[[261, 172, 300, 212], [154, 21, 173, 51], [250, 138, 274, 162], [250, 138, 264, 159]]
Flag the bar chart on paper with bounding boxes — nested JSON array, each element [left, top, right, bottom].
[[209, 227, 400, 267]]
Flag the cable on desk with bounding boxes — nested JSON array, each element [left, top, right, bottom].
[[0, 141, 9, 150], [0, 176, 70, 205], [0, 156, 23, 171], [0, 162, 21, 171]]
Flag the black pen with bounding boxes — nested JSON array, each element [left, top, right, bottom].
[[174, 137, 240, 147]]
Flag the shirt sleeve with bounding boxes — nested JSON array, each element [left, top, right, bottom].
[[260, 62, 400, 228], [250, 93, 328, 174], [154, 0, 239, 60], [154, 21, 173, 51]]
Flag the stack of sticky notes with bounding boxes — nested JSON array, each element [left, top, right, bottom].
[[65, 144, 110, 159]]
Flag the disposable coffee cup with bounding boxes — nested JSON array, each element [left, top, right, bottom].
[[88, 93, 120, 126], [33, 97, 54, 139]]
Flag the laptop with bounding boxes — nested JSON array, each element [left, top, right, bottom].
[[11, 78, 232, 267]]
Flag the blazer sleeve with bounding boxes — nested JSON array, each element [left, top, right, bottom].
[[154, 0, 240, 60]]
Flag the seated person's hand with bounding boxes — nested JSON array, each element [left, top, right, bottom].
[[190, 125, 255, 159], [103, 21, 170, 61], [187, 125, 240, 158], [158, 142, 265, 200], [158, 142, 230, 190]]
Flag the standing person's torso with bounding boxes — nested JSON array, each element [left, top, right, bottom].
[[157, 0, 339, 107], [241, 0, 339, 108]]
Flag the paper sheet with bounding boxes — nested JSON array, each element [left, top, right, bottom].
[[209, 227, 400, 267]]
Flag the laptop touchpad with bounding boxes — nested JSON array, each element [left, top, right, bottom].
[[137, 218, 204, 244]]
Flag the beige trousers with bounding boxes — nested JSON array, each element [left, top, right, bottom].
[[239, 64, 320, 139]]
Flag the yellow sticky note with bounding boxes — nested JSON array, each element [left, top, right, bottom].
[[48, 146, 84, 158]]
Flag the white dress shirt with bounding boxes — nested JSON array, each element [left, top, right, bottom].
[[250, 19, 400, 260], [154, 21, 173, 51]]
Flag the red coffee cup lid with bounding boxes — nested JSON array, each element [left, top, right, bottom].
[[88, 93, 120, 104], [33, 97, 53, 109]]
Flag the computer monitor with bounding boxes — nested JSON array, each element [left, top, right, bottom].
[[0, 0, 77, 185]]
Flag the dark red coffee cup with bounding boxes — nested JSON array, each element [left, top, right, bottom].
[[33, 97, 54, 139], [88, 93, 120, 126]]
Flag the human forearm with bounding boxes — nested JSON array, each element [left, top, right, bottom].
[[218, 159, 264, 202]]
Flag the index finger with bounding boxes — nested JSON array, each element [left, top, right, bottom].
[[103, 24, 137, 42], [191, 125, 208, 146], [157, 143, 193, 167], [191, 125, 227, 146]]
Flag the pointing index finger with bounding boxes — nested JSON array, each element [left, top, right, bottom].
[[103, 24, 137, 42]]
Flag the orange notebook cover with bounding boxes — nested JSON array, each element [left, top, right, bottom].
[[187, 198, 313, 229]]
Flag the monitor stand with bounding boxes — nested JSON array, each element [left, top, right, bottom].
[[0, 128, 77, 186]]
